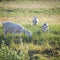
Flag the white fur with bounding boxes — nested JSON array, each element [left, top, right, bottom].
[[32, 16, 39, 26], [42, 23, 49, 32], [2, 22, 32, 37]]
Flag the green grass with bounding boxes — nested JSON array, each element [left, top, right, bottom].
[[0, 7, 60, 17], [0, 24, 60, 60], [0, 0, 60, 60], [0, 0, 60, 24], [0, 0, 60, 16]]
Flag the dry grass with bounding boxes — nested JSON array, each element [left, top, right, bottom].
[[0, 0, 60, 24], [0, 1, 60, 9], [0, 15, 60, 25]]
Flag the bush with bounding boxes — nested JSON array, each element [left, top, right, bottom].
[[0, 41, 30, 60]]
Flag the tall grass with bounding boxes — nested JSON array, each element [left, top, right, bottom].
[[0, 7, 60, 17], [0, 24, 60, 60], [0, 0, 60, 60], [0, 24, 60, 46]]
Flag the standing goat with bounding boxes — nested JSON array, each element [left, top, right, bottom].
[[32, 16, 39, 26], [2, 22, 32, 37], [42, 23, 49, 32]]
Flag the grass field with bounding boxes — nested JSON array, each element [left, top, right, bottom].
[[0, 0, 60, 60], [0, 0, 60, 24]]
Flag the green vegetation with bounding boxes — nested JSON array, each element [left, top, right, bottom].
[[0, 0, 60, 24], [0, 24, 60, 60], [0, 7, 60, 17], [0, 0, 60, 60], [0, 41, 29, 60]]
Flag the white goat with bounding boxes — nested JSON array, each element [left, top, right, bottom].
[[42, 23, 49, 32], [32, 16, 39, 26], [2, 22, 32, 37]]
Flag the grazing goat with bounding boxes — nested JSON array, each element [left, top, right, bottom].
[[32, 16, 39, 26], [2, 22, 32, 37], [42, 23, 49, 32]]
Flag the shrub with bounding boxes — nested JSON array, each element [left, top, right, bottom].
[[0, 41, 30, 60]]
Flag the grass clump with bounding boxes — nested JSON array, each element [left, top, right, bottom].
[[0, 24, 60, 60], [0, 7, 60, 17], [0, 41, 30, 60]]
